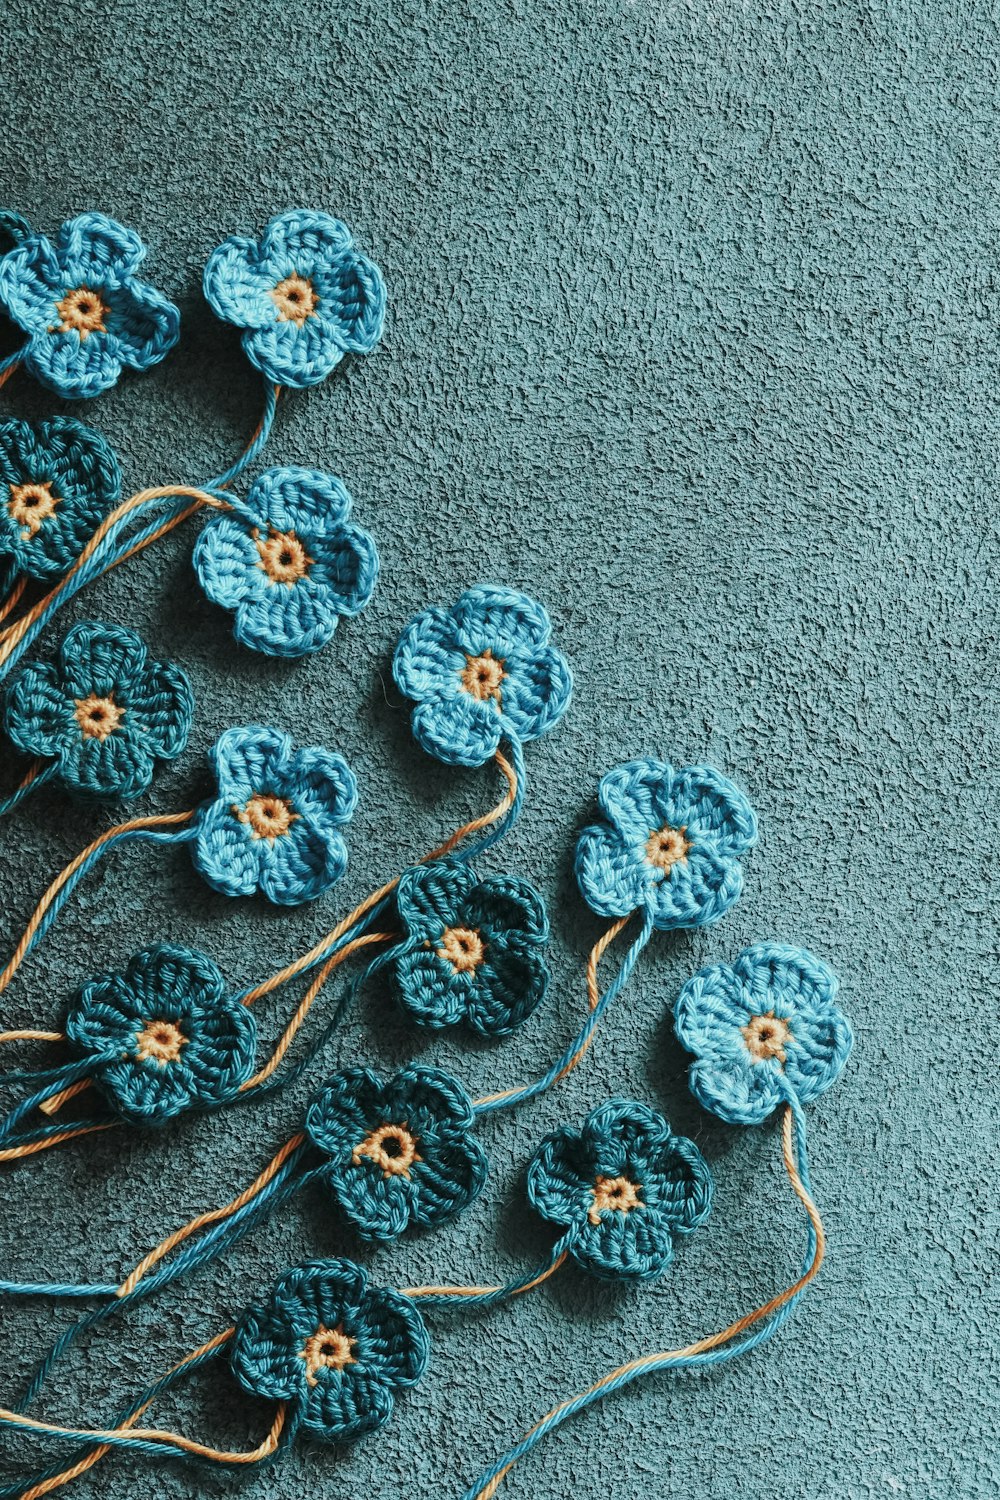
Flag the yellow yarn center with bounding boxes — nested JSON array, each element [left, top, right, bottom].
[[8, 480, 59, 538], [461, 650, 506, 703], [271, 274, 319, 325], [438, 925, 485, 974], [55, 286, 109, 339], [237, 794, 298, 841], [645, 824, 690, 872], [589, 1174, 643, 1225], [299, 1324, 356, 1386], [742, 1012, 791, 1064], [254, 527, 313, 586], [352, 1122, 422, 1179], [134, 1018, 187, 1066], [74, 694, 124, 741]]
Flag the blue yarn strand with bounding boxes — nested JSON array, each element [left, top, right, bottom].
[[206, 376, 278, 489], [410, 1232, 575, 1314], [0, 761, 57, 818]]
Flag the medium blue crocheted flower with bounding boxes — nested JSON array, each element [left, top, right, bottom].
[[193, 467, 378, 658], [527, 1099, 713, 1283], [0, 418, 121, 581], [0, 213, 180, 399], [391, 859, 549, 1036], [393, 585, 572, 767], [4, 620, 193, 801], [203, 210, 385, 389], [231, 1259, 428, 1444], [190, 725, 357, 905], [674, 943, 853, 1126], [64, 945, 257, 1126], [575, 760, 758, 930], [304, 1066, 489, 1243]]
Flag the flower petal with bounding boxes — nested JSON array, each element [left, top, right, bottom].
[[310, 248, 386, 354], [305, 1069, 385, 1157], [637, 1133, 713, 1234], [285, 745, 358, 827], [125, 944, 227, 1012], [105, 280, 180, 372], [259, 210, 354, 267], [208, 724, 294, 800], [527, 1127, 594, 1230], [193, 512, 266, 611], [453, 586, 553, 656], [0, 235, 62, 334], [647, 842, 744, 930], [247, 467, 353, 533], [466, 873, 549, 944], [381, 1064, 477, 1136], [569, 1199, 676, 1282], [306, 524, 379, 616], [392, 605, 465, 702], [243, 320, 346, 390], [4, 661, 73, 757], [60, 730, 156, 800], [498, 645, 572, 744], [233, 583, 342, 658], [57, 619, 148, 697], [357, 1286, 430, 1387], [24, 330, 125, 401], [392, 948, 468, 1030], [304, 1368, 394, 1443], [257, 817, 349, 905], [595, 759, 675, 845], [190, 798, 263, 897], [395, 859, 477, 940], [659, 765, 758, 858], [465, 932, 549, 1036], [574, 820, 652, 919], [203, 234, 276, 329], [410, 692, 502, 767], [120, 657, 193, 761], [54, 214, 146, 283]]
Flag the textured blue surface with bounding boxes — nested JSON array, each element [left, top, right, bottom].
[[0, 2, 995, 1496]]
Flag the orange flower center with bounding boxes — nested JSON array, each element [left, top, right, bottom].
[[300, 1323, 356, 1386], [645, 824, 690, 873], [8, 480, 59, 538], [236, 793, 298, 841], [134, 1018, 187, 1066], [74, 694, 124, 741], [437, 925, 485, 974], [588, 1174, 643, 1225], [54, 286, 109, 339], [460, 650, 506, 703], [271, 274, 319, 326], [254, 527, 313, 586], [352, 1122, 422, 1179], [742, 1012, 791, 1063]]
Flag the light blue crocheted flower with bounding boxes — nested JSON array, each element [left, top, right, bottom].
[[0, 213, 179, 399], [674, 943, 853, 1126], [0, 417, 121, 581], [231, 1259, 428, 1444], [193, 467, 378, 658], [391, 859, 550, 1036], [4, 620, 193, 801], [64, 945, 257, 1126], [203, 210, 385, 389], [304, 1066, 489, 1242], [393, 585, 572, 767], [191, 725, 357, 905], [575, 760, 757, 930], [527, 1099, 713, 1283]]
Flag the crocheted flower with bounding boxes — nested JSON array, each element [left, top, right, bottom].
[[304, 1066, 489, 1242], [674, 943, 853, 1126], [575, 760, 757, 930], [0, 213, 179, 399], [527, 1099, 713, 1283], [393, 585, 572, 767], [231, 1259, 428, 1444], [191, 725, 357, 905], [0, 418, 121, 581], [64, 945, 256, 1126], [4, 620, 193, 801], [203, 211, 385, 389], [391, 859, 549, 1036], [193, 467, 378, 658]]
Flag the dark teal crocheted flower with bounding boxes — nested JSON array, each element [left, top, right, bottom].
[[674, 943, 853, 1126], [231, 1259, 428, 1444], [527, 1099, 713, 1283], [391, 859, 549, 1036], [393, 585, 572, 767], [4, 620, 193, 801], [193, 467, 379, 658], [575, 759, 757, 930], [190, 725, 357, 905], [203, 210, 385, 389], [304, 1066, 489, 1242], [0, 213, 179, 399], [0, 417, 121, 581], [64, 945, 257, 1126]]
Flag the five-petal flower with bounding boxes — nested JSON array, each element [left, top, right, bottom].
[[0, 417, 121, 581], [64, 945, 256, 1126], [674, 943, 853, 1126], [304, 1066, 489, 1242], [203, 210, 385, 389], [393, 585, 572, 767], [4, 619, 193, 801], [231, 1259, 428, 1444], [575, 759, 758, 930], [190, 725, 357, 905], [527, 1099, 713, 1282], [0, 213, 180, 399], [390, 859, 550, 1036], [193, 467, 378, 658]]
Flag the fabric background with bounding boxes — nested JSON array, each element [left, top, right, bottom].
[[0, 2, 995, 1496]]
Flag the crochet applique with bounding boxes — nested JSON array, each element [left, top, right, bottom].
[[193, 466, 379, 658], [190, 725, 358, 904], [393, 584, 573, 767], [3, 619, 192, 803], [390, 858, 550, 1035], [203, 210, 386, 389], [0, 417, 121, 581], [674, 943, 853, 1126], [0, 213, 180, 399]]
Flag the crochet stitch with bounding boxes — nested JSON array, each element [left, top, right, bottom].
[[64, 945, 257, 1126], [4, 620, 193, 801], [191, 725, 358, 904], [193, 466, 379, 658], [393, 584, 573, 767], [674, 943, 853, 1125], [0, 417, 121, 580], [0, 213, 180, 399], [527, 1099, 713, 1282], [203, 211, 386, 389], [305, 1066, 489, 1242], [575, 759, 758, 929], [231, 1258, 428, 1443]]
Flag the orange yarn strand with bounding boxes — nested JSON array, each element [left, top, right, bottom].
[[402, 1250, 568, 1300]]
